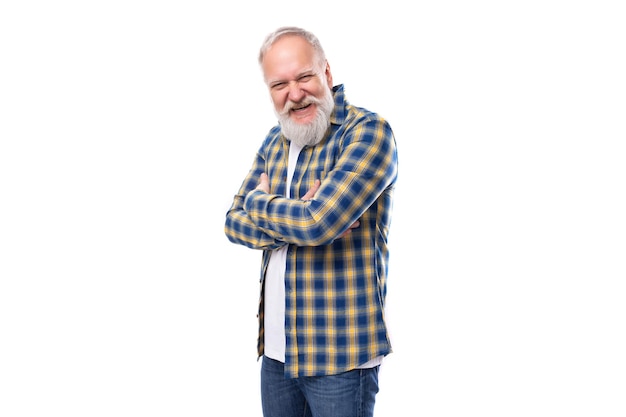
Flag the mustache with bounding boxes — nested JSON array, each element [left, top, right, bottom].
[[280, 96, 321, 116]]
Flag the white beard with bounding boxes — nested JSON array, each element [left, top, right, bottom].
[[276, 87, 334, 148]]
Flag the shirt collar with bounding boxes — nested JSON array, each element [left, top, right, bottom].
[[330, 84, 347, 126]]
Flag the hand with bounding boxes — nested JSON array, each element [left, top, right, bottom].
[[301, 179, 321, 201], [255, 172, 270, 193], [301, 179, 359, 239], [339, 220, 360, 238]]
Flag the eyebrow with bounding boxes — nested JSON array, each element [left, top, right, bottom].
[[268, 69, 317, 86]]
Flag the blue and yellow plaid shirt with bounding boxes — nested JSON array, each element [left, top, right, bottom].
[[224, 84, 398, 378]]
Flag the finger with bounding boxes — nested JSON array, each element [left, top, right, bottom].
[[301, 179, 321, 201], [307, 179, 320, 194], [256, 172, 270, 192]]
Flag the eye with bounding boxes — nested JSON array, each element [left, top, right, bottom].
[[271, 82, 287, 90], [299, 74, 314, 82]]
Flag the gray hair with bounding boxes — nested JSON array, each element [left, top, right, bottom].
[[258, 26, 327, 70]]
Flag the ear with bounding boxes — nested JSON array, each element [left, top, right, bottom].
[[324, 61, 333, 88]]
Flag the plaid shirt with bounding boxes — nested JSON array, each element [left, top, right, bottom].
[[224, 84, 398, 378]]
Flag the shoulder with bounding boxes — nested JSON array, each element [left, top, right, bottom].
[[260, 124, 283, 148], [333, 84, 392, 132]]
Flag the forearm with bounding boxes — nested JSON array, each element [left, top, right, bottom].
[[243, 121, 398, 247], [224, 204, 286, 250], [244, 189, 334, 246]]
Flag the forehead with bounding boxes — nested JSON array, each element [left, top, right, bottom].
[[262, 35, 316, 80]]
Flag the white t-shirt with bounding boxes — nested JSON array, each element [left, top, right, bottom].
[[263, 141, 302, 362]]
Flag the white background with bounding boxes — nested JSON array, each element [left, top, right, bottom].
[[1, 1, 625, 416]]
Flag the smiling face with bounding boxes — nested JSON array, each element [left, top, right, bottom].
[[261, 35, 333, 126]]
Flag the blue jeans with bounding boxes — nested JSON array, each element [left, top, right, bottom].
[[261, 355, 380, 417]]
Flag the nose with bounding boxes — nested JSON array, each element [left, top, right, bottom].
[[287, 81, 305, 103]]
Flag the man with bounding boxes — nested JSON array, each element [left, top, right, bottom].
[[224, 26, 398, 417]]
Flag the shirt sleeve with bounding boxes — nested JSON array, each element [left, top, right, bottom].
[[243, 115, 398, 247], [224, 147, 288, 251]]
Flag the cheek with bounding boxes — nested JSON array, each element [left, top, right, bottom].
[[270, 92, 286, 111], [309, 82, 327, 101]]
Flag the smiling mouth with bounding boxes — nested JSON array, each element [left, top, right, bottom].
[[292, 103, 312, 112]]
